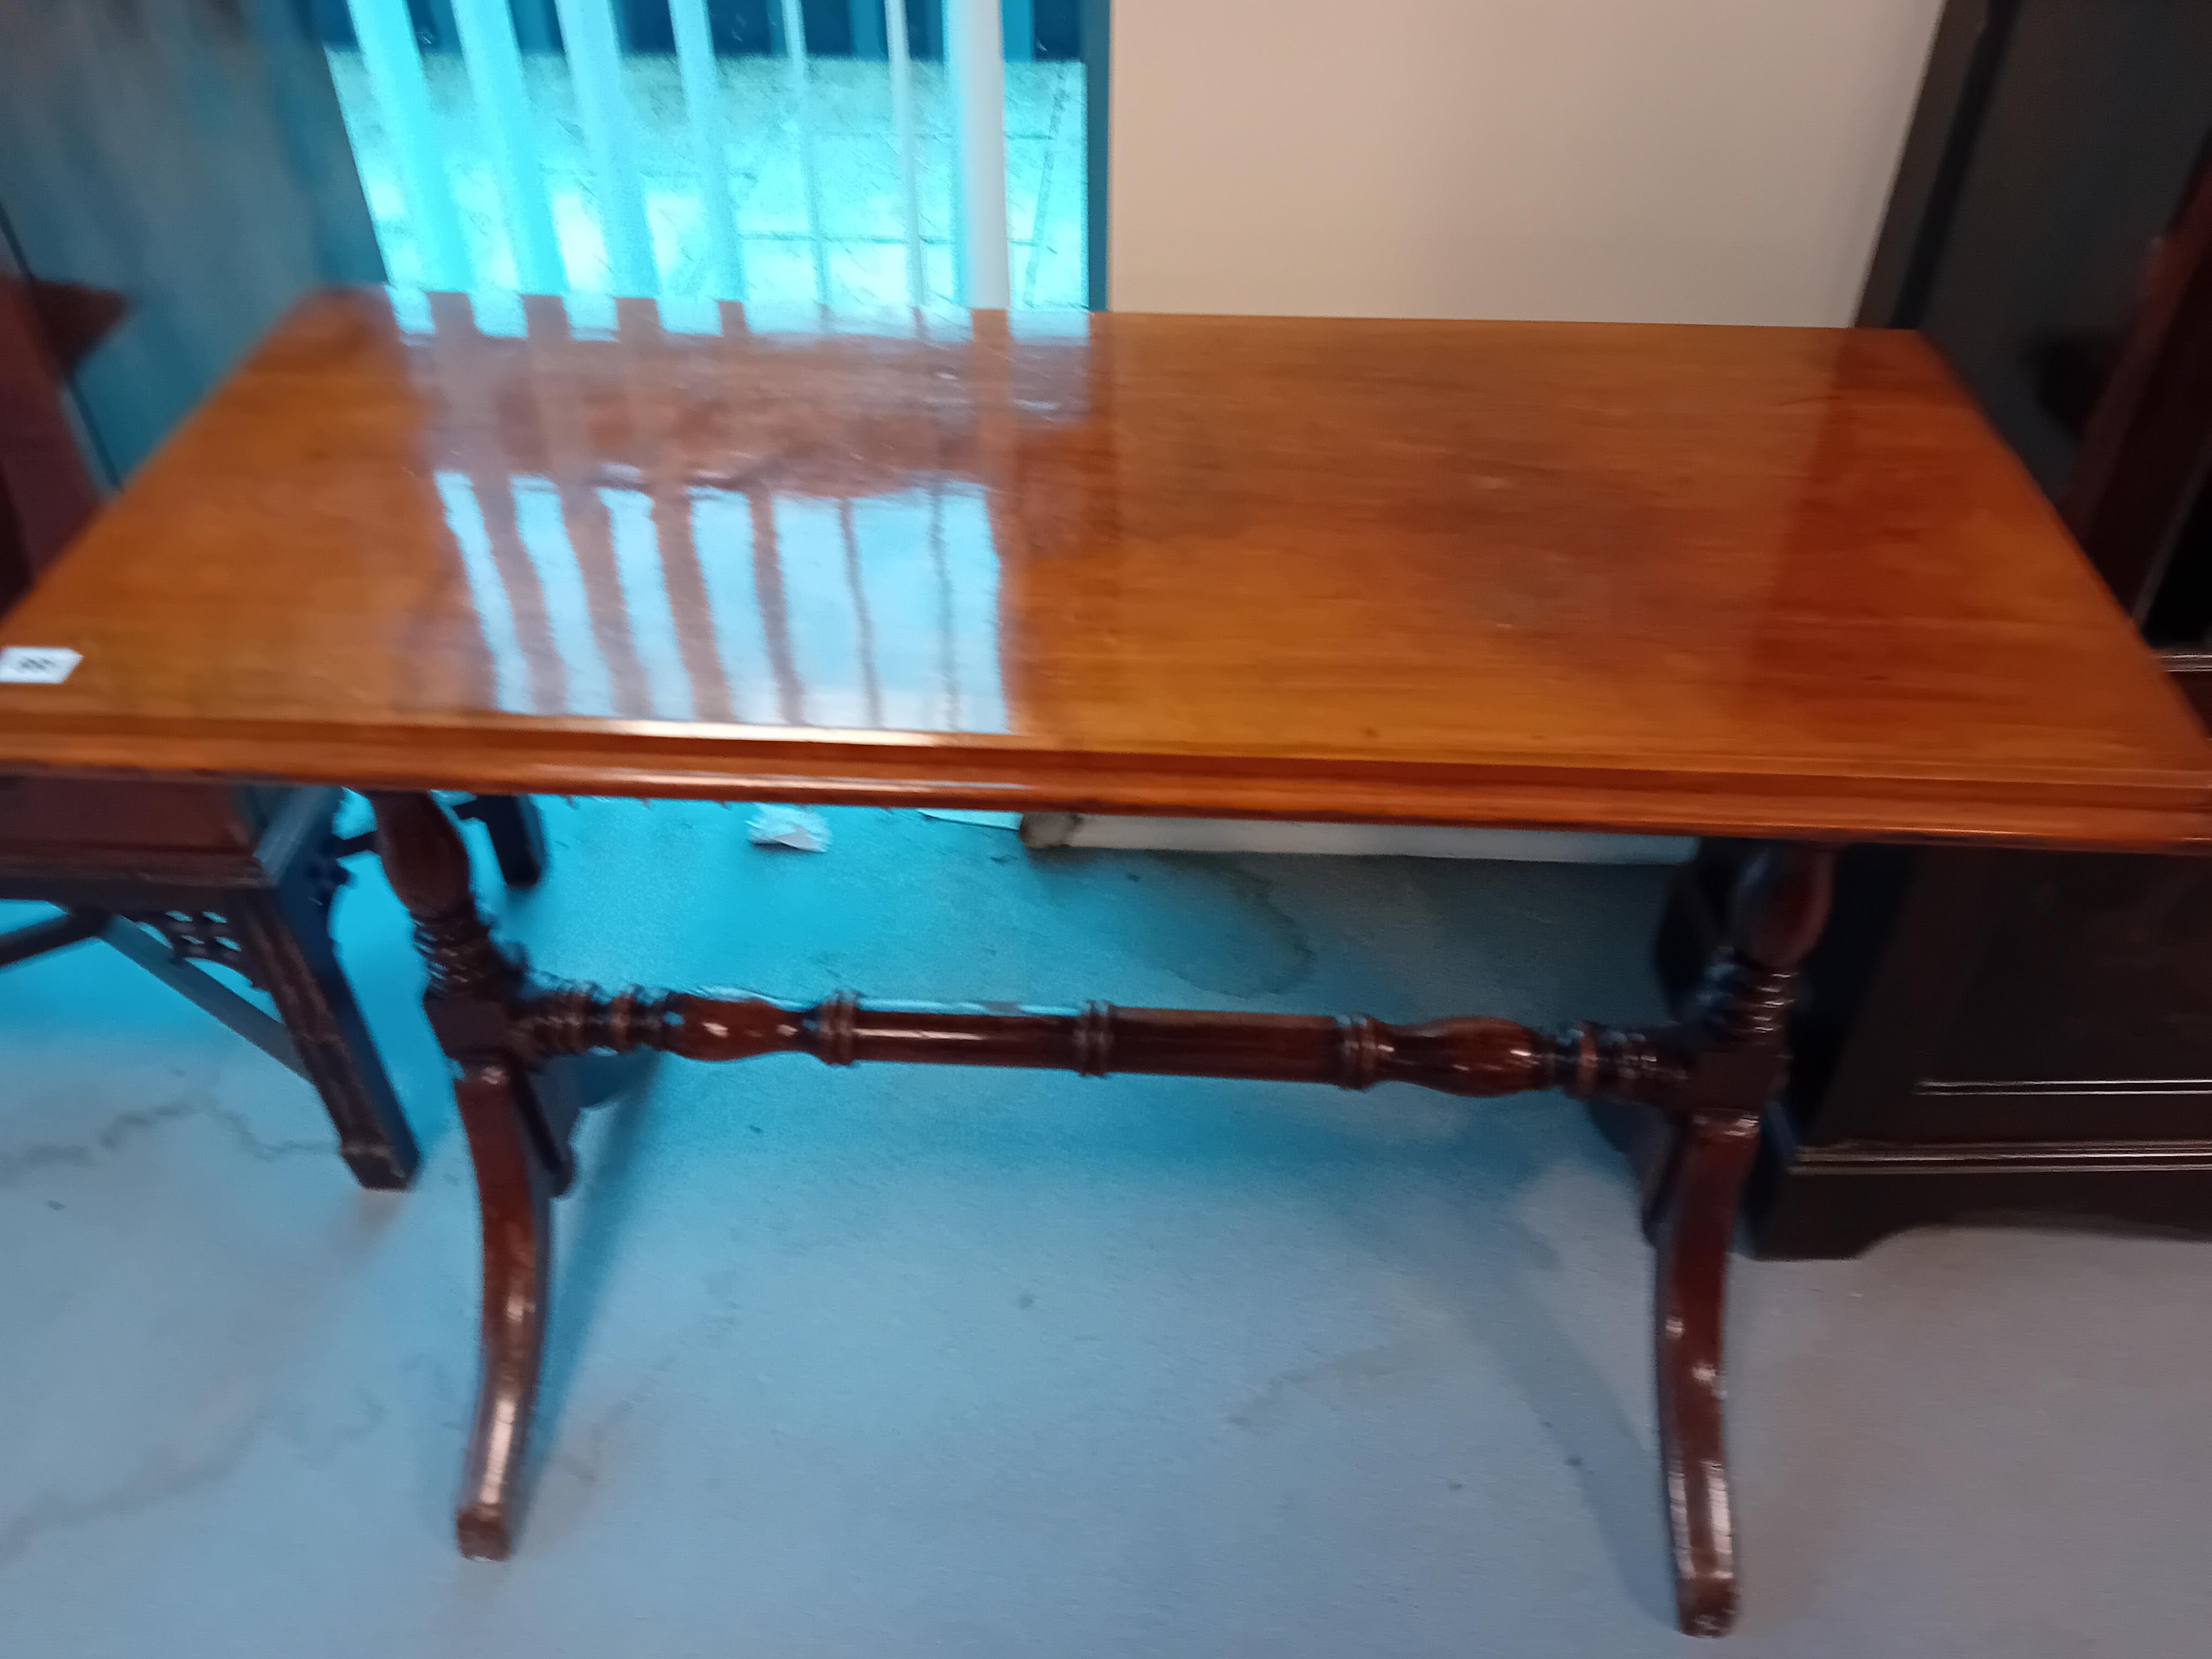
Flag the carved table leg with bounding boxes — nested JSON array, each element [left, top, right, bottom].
[[1648, 843, 1837, 1636], [370, 790, 555, 1559]]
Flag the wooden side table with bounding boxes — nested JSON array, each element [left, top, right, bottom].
[[0, 290, 2202, 1636]]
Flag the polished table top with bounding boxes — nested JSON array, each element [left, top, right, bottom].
[[0, 288, 2204, 847]]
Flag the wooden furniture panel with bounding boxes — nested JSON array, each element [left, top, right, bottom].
[[0, 775, 273, 854]]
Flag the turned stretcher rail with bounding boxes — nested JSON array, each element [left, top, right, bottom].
[[369, 796, 1836, 1631], [518, 988, 1685, 1104]]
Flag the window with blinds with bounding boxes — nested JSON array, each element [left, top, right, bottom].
[[325, 0, 1086, 310]]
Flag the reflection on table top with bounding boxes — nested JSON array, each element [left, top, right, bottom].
[[0, 287, 2204, 848]]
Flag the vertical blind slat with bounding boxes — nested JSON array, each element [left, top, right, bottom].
[[342, 0, 1032, 310], [346, 0, 474, 288], [550, 0, 657, 294], [451, 0, 564, 292], [668, 0, 745, 300], [948, 0, 1010, 306], [779, 0, 832, 304], [884, 0, 928, 306]]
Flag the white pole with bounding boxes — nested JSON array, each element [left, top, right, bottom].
[[883, 0, 927, 306], [946, 0, 1009, 307], [346, 0, 474, 288], [668, 0, 744, 299], [451, 0, 564, 293], [550, 0, 657, 294]]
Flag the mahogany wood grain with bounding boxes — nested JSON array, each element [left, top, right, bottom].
[[0, 288, 2203, 849]]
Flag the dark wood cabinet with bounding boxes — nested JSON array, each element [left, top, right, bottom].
[[1664, 842, 2212, 1257], [1694, 0, 2212, 1257]]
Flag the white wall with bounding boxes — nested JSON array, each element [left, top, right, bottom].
[[1108, 0, 1946, 325]]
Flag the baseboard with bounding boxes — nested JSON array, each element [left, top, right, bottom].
[[1019, 813, 1692, 863], [1750, 1118, 2212, 1258], [1789, 1137, 2212, 1174]]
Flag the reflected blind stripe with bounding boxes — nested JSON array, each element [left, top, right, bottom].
[[669, 0, 745, 301], [689, 486, 771, 725], [928, 487, 959, 726], [838, 500, 886, 728], [568, 485, 655, 712], [749, 492, 804, 722], [510, 476, 616, 715], [470, 290, 529, 337], [774, 496, 868, 726], [853, 490, 956, 729], [388, 286, 436, 336], [433, 471, 533, 712], [649, 487, 735, 723], [346, 0, 474, 288], [939, 485, 1007, 730], [550, 0, 657, 294], [603, 486, 698, 720], [655, 295, 725, 335], [418, 295, 567, 710], [562, 291, 619, 339], [451, 0, 564, 293]]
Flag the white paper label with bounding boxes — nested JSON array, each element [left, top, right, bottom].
[[0, 647, 82, 684]]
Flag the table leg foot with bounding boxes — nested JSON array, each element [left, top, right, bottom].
[[457, 1503, 514, 1562], [452, 1058, 554, 1561], [1649, 1109, 1759, 1637]]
